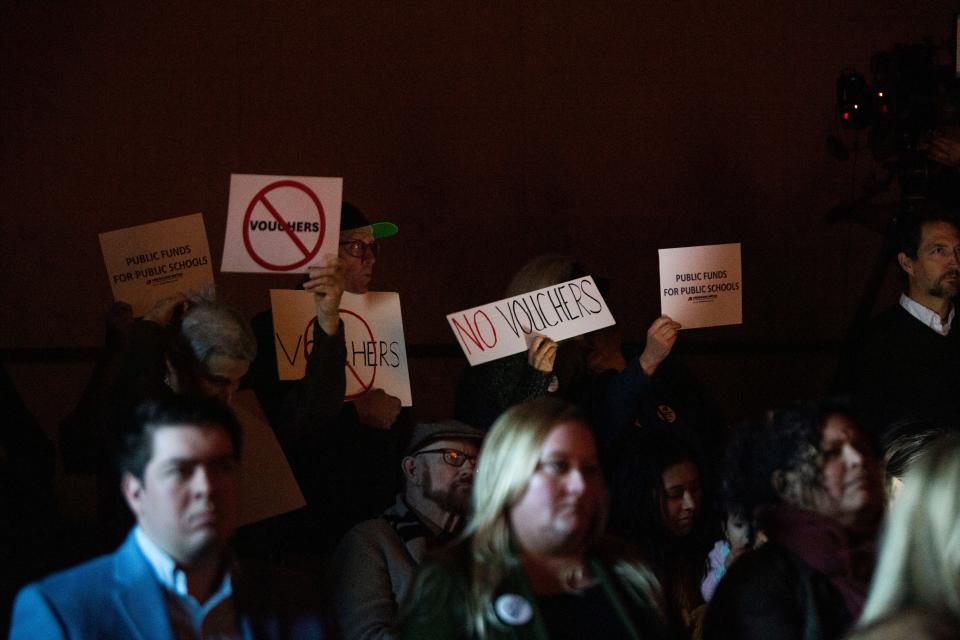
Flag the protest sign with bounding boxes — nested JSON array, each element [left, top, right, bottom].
[[231, 390, 305, 525], [659, 242, 742, 329], [221, 174, 342, 273], [99, 213, 215, 316], [270, 289, 413, 406], [446, 276, 616, 366]]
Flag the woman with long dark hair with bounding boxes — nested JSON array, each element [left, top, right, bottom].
[[608, 429, 716, 637]]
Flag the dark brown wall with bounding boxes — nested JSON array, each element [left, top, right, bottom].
[[2, 2, 955, 453]]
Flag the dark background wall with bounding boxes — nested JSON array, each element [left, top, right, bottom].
[[2, 1, 956, 519]]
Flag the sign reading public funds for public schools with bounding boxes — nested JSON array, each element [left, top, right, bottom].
[[99, 213, 215, 316], [658, 242, 742, 329]]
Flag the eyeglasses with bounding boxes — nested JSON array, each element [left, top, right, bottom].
[[413, 448, 478, 468], [339, 239, 380, 259]]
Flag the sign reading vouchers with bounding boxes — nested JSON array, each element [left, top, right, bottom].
[[447, 276, 616, 366], [270, 289, 413, 406], [221, 174, 342, 273], [659, 242, 742, 329], [99, 213, 215, 316]]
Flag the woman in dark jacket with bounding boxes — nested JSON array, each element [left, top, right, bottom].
[[702, 400, 884, 640]]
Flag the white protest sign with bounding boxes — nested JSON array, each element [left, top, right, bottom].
[[270, 289, 413, 406], [659, 242, 742, 329], [231, 390, 306, 525], [99, 213, 215, 316], [446, 276, 615, 366], [221, 174, 342, 273]]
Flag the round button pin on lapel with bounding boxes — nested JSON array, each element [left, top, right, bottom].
[[547, 375, 560, 393], [495, 593, 533, 626]]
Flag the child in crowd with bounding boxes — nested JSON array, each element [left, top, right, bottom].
[[700, 500, 757, 602]]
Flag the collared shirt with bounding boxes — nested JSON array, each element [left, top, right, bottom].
[[134, 527, 241, 640], [899, 293, 954, 336]]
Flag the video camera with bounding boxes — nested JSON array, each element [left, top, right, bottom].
[[834, 29, 960, 201]]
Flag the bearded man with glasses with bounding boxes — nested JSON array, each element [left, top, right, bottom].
[[332, 420, 484, 640]]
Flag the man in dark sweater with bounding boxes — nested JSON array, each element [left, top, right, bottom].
[[851, 209, 960, 439], [242, 202, 405, 552]]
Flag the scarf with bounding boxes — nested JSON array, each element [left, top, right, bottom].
[[756, 504, 875, 619]]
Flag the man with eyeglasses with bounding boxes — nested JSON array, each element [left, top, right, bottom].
[[338, 202, 404, 431], [332, 420, 483, 640], [338, 202, 390, 295], [242, 201, 405, 553]]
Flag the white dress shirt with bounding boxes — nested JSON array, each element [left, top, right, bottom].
[[899, 293, 954, 336], [134, 527, 241, 640]]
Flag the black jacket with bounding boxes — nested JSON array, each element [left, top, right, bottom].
[[702, 543, 853, 640]]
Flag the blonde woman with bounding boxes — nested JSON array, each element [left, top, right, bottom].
[[396, 398, 671, 640], [849, 435, 960, 639]]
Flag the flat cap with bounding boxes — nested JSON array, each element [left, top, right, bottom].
[[404, 420, 484, 456]]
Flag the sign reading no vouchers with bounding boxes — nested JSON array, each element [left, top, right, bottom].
[[659, 242, 742, 329], [447, 276, 616, 367], [221, 174, 342, 273], [270, 289, 413, 406], [99, 213, 215, 316]]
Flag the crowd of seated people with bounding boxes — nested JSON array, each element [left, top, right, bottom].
[[2, 204, 959, 639]]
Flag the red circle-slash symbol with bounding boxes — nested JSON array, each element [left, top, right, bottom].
[[242, 180, 326, 271], [303, 310, 377, 399]]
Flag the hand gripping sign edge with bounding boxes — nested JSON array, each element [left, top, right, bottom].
[[242, 180, 326, 271], [303, 309, 377, 400]]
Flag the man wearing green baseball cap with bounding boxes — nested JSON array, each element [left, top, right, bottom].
[[337, 201, 398, 295]]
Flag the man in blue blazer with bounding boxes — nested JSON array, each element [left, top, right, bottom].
[[9, 394, 325, 639]]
